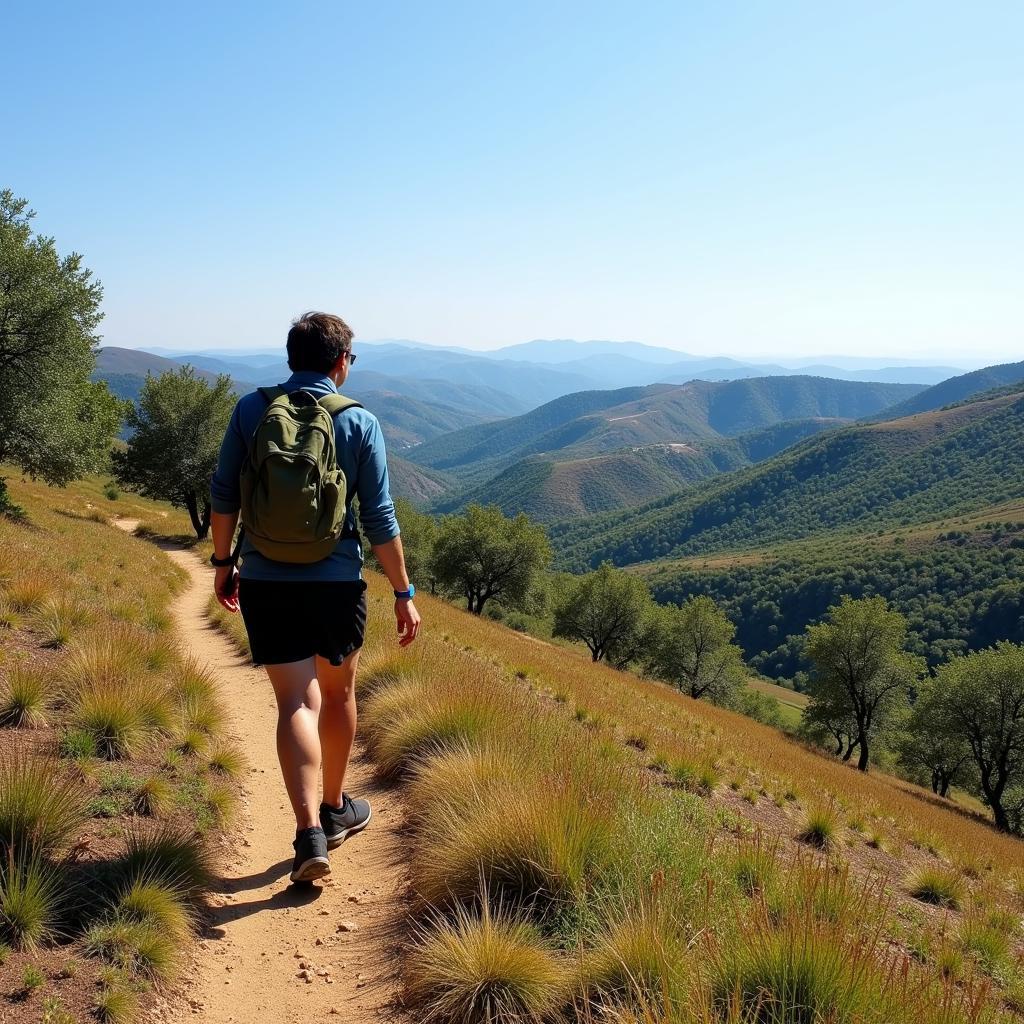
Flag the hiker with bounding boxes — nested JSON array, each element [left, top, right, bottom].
[[208, 311, 420, 884]]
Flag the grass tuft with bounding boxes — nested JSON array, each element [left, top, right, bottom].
[[406, 902, 569, 1024], [121, 822, 212, 897], [92, 983, 138, 1024], [797, 805, 840, 850], [908, 867, 965, 910], [0, 750, 88, 855], [0, 853, 64, 949], [0, 664, 50, 728]]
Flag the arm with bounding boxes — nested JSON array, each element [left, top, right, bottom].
[[210, 402, 245, 612], [356, 415, 421, 646], [211, 509, 240, 612], [372, 535, 421, 647]]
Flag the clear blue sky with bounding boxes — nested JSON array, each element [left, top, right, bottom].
[[5, 1, 1022, 363]]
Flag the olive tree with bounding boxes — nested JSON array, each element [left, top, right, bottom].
[[646, 595, 746, 704], [552, 562, 655, 664], [934, 643, 1024, 832], [113, 366, 236, 538], [803, 596, 919, 771], [430, 504, 551, 615], [896, 677, 970, 797], [0, 190, 123, 511]]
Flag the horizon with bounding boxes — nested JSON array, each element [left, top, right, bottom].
[[5, 2, 1022, 364]]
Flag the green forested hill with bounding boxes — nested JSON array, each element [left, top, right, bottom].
[[434, 417, 843, 522], [877, 359, 1024, 419], [638, 509, 1024, 680], [554, 389, 1024, 570], [409, 376, 918, 485]]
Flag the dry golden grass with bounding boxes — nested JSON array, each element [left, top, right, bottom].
[[351, 572, 1024, 1022]]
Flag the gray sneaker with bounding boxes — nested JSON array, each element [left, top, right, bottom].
[[290, 826, 331, 884], [319, 795, 372, 850]]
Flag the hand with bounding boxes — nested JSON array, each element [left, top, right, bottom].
[[395, 598, 421, 647], [214, 565, 240, 613]]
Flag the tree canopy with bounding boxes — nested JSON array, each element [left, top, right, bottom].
[[803, 596, 919, 772], [0, 190, 123, 508], [646, 595, 746, 704], [934, 642, 1024, 832], [552, 561, 655, 664], [430, 504, 551, 615], [112, 366, 236, 538]]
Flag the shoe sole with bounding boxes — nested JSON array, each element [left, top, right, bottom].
[[323, 807, 372, 850], [289, 856, 331, 884]]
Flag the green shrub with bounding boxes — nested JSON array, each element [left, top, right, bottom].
[[121, 823, 211, 897], [405, 903, 569, 1024], [908, 867, 965, 910], [93, 984, 137, 1024], [0, 751, 87, 855], [59, 727, 98, 761], [70, 684, 148, 760], [21, 962, 45, 991], [0, 664, 49, 728], [41, 995, 75, 1024], [132, 776, 172, 818], [797, 805, 839, 850], [84, 917, 179, 980], [0, 854, 64, 948]]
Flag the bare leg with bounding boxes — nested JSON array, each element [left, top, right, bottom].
[[265, 659, 322, 832], [317, 650, 360, 808]]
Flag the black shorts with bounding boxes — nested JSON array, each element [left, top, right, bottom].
[[237, 579, 368, 667]]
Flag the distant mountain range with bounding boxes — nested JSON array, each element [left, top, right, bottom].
[[95, 343, 1020, 521]]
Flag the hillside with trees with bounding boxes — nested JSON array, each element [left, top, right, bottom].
[[878, 358, 1024, 419], [555, 388, 1024, 569]]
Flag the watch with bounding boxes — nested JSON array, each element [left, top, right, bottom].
[[394, 584, 416, 600], [209, 553, 235, 568]]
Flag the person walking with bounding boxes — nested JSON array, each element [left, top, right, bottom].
[[209, 311, 420, 884]]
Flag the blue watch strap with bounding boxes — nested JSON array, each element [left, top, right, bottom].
[[394, 584, 415, 599]]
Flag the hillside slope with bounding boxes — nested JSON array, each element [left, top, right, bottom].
[[879, 359, 1024, 419], [556, 388, 1024, 569], [410, 376, 917, 484], [435, 417, 842, 521]]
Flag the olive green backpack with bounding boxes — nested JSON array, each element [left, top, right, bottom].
[[238, 386, 362, 563]]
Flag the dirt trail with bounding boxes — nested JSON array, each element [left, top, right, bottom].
[[114, 521, 408, 1024]]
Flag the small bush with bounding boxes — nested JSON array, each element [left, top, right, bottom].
[[0, 599, 22, 631], [732, 836, 778, 897], [21, 962, 45, 991], [406, 903, 569, 1024], [0, 854, 64, 948], [36, 598, 93, 650], [84, 917, 180, 980], [132, 777, 172, 818], [121, 822, 212, 897], [116, 877, 191, 937], [580, 898, 688, 1007], [0, 751, 88, 855], [798, 805, 839, 850], [0, 664, 50, 728], [6, 578, 52, 613], [59, 728, 97, 761], [909, 867, 965, 910], [205, 743, 246, 778], [70, 685, 148, 760], [93, 984, 137, 1024], [41, 995, 75, 1024], [959, 916, 1011, 976]]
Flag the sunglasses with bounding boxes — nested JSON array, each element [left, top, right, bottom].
[[345, 351, 357, 365]]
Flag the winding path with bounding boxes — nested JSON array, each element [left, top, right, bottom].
[[116, 522, 408, 1024]]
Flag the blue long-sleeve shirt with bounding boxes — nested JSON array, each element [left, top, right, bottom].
[[210, 370, 400, 581]]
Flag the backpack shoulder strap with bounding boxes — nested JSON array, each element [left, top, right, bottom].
[[257, 385, 287, 406], [318, 393, 363, 416]]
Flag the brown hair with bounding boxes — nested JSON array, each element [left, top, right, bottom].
[[286, 311, 354, 373]]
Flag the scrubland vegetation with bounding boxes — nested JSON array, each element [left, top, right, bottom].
[[0, 473, 241, 1020], [345, 575, 1024, 1023]]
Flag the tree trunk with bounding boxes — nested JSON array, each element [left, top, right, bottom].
[[857, 740, 870, 772], [199, 498, 211, 539], [184, 492, 205, 538]]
